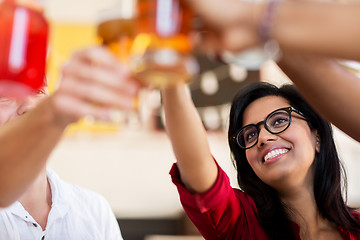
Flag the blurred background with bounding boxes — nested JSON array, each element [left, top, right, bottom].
[[43, 0, 360, 239]]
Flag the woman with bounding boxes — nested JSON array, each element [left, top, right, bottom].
[[162, 82, 360, 239]]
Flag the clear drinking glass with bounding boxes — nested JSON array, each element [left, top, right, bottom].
[[131, 0, 198, 89]]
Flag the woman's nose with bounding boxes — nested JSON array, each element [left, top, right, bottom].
[[256, 126, 277, 147]]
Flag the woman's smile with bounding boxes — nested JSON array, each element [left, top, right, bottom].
[[262, 147, 290, 163]]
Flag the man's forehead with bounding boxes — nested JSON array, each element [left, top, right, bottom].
[[0, 86, 48, 101]]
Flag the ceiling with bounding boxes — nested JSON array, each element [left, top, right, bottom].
[[45, 0, 118, 22]]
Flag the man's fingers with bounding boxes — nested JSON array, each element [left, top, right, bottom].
[[71, 46, 122, 71], [62, 56, 133, 91], [58, 77, 138, 110], [53, 46, 141, 125]]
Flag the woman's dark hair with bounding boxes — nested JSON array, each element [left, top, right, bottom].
[[228, 82, 360, 239]]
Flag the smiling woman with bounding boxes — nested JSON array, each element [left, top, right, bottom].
[[240, 95, 318, 191], [162, 81, 360, 240]]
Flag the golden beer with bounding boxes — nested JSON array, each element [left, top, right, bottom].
[[132, 0, 198, 88], [96, 5, 140, 118], [97, 4, 137, 64]]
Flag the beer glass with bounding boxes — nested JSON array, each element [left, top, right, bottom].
[[97, 1, 137, 64], [132, 0, 198, 89], [97, 1, 141, 126]]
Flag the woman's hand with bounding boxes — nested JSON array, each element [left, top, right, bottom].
[[186, 0, 264, 54]]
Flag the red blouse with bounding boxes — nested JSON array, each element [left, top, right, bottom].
[[170, 161, 360, 240]]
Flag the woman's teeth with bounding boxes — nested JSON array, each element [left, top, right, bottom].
[[264, 149, 289, 162]]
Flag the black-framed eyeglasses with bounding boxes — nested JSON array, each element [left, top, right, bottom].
[[231, 106, 308, 149]]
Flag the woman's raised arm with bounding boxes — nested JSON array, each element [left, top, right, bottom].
[[162, 85, 218, 193]]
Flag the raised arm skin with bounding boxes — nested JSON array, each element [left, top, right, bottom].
[[186, 0, 360, 61], [162, 85, 218, 193], [271, 2, 360, 60], [278, 55, 360, 142], [0, 99, 64, 207]]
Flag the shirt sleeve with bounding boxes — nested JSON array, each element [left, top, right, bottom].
[[170, 160, 261, 240]]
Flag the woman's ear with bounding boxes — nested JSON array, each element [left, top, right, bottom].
[[315, 134, 321, 153], [312, 129, 320, 153]]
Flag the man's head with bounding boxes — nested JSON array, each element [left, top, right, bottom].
[[0, 88, 48, 125]]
